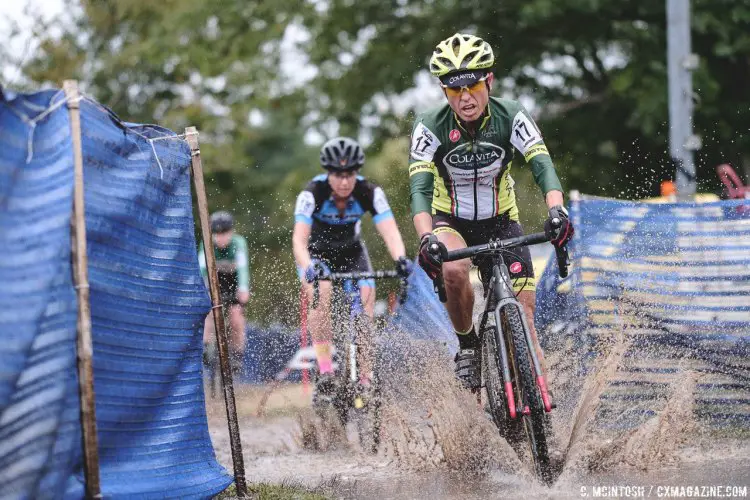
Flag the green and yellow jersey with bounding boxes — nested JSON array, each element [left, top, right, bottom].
[[409, 97, 562, 221]]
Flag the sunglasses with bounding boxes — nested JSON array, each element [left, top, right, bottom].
[[440, 74, 489, 97]]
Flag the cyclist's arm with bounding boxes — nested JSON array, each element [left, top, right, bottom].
[[366, 185, 407, 259], [412, 212, 433, 240], [545, 190, 564, 209], [234, 236, 250, 293], [408, 120, 440, 237], [293, 190, 315, 269], [375, 218, 406, 260], [292, 222, 312, 270], [509, 107, 564, 206]]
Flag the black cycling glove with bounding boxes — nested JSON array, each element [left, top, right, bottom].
[[395, 256, 414, 279], [418, 234, 445, 280], [544, 205, 574, 248]]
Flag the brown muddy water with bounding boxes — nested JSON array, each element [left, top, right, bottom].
[[206, 333, 750, 499]]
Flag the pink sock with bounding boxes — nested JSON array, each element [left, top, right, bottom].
[[318, 358, 333, 375], [313, 342, 333, 374]]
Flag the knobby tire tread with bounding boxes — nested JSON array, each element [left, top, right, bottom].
[[502, 304, 552, 484]]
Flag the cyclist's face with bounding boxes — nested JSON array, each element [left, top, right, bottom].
[[328, 170, 358, 198], [213, 231, 232, 248], [444, 73, 493, 122]]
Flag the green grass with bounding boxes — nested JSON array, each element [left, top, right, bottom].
[[214, 482, 331, 500]]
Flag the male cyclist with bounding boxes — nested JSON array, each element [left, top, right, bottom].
[[199, 211, 251, 373], [409, 33, 574, 391], [293, 137, 412, 400]]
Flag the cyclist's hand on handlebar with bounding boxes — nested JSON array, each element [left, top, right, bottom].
[[304, 259, 331, 283], [418, 233, 445, 280], [544, 205, 574, 248], [395, 256, 414, 279]]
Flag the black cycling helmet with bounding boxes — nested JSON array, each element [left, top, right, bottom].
[[320, 136, 365, 172], [210, 211, 233, 233]]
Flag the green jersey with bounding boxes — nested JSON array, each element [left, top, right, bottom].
[[198, 234, 250, 293], [409, 97, 562, 221]]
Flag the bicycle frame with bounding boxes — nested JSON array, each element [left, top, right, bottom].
[[481, 255, 552, 416], [339, 278, 365, 385], [437, 232, 567, 416], [312, 270, 407, 390]]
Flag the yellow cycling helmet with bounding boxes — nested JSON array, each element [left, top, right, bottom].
[[429, 33, 494, 77]]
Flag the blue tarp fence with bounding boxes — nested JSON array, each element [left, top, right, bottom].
[[537, 196, 750, 429], [391, 265, 455, 350], [0, 89, 231, 498]]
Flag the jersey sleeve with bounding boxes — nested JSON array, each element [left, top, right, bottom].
[[294, 187, 316, 225], [508, 105, 562, 195], [234, 236, 250, 293], [408, 119, 441, 217], [370, 186, 394, 223]]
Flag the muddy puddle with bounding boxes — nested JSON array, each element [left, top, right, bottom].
[[206, 329, 750, 499]]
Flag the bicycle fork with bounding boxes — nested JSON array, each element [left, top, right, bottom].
[[488, 270, 553, 418], [514, 303, 553, 413]]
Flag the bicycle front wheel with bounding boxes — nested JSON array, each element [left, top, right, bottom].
[[502, 304, 552, 484], [481, 306, 509, 433]]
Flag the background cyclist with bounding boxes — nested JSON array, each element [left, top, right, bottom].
[[199, 211, 251, 374], [292, 137, 412, 401]]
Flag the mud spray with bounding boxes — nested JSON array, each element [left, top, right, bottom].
[[207, 321, 749, 499]]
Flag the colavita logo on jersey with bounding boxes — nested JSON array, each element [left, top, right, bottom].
[[444, 142, 506, 170]]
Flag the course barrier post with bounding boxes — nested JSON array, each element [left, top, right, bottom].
[[185, 126, 247, 497], [64, 79, 102, 500]]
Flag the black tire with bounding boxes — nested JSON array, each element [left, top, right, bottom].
[[354, 316, 381, 454], [480, 300, 506, 432], [501, 304, 552, 484], [355, 375, 381, 454]]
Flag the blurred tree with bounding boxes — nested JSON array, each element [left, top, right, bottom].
[[7, 0, 750, 324], [299, 0, 750, 195]]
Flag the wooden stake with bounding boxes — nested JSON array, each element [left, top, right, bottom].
[[185, 127, 248, 497], [63, 80, 102, 499]]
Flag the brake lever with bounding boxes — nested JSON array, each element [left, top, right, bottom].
[[555, 245, 570, 279], [426, 241, 448, 302], [550, 216, 570, 278], [434, 275, 447, 303]]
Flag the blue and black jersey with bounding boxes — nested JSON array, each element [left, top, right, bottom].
[[294, 174, 394, 252]]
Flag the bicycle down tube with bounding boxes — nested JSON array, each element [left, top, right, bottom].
[[434, 231, 568, 415]]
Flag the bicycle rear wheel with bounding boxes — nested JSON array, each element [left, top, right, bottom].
[[502, 304, 552, 484]]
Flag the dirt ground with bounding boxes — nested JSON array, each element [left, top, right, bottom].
[[206, 356, 750, 500]]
